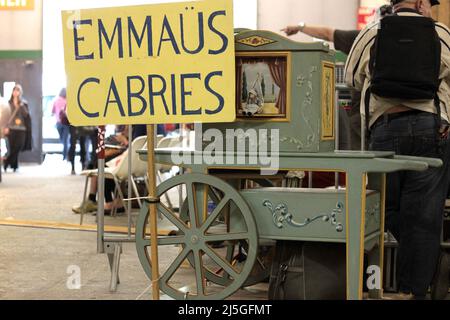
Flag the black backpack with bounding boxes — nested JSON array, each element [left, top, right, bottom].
[[365, 14, 442, 132]]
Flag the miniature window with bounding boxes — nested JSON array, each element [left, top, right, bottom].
[[236, 52, 290, 121]]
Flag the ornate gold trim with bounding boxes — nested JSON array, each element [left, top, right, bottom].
[[321, 61, 335, 141], [236, 36, 277, 47]]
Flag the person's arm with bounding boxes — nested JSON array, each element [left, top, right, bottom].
[[436, 23, 450, 79], [282, 23, 335, 42], [334, 30, 360, 55], [436, 23, 450, 123], [438, 80, 450, 125]]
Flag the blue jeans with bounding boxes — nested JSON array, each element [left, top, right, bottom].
[[56, 123, 70, 160], [370, 111, 450, 297]]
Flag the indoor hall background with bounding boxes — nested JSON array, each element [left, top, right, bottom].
[[0, 0, 43, 164]]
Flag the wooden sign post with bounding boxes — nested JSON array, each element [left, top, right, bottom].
[[146, 124, 160, 299], [61, 0, 235, 299]]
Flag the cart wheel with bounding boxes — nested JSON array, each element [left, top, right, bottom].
[[179, 178, 274, 223], [135, 173, 258, 300], [431, 251, 449, 300], [216, 240, 275, 287], [178, 179, 274, 287]]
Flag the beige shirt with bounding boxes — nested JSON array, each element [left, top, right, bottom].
[[345, 12, 450, 127]]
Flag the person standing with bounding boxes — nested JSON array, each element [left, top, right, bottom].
[[2, 84, 32, 172], [52, 88, 70, 160], [68, 126, 87, 175], [346, 0, 450, 299]]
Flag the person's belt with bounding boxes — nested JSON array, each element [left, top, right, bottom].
[[380, 109, 428, 122]]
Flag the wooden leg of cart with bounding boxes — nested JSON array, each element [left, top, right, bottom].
[[147, 125, 160, 300], [367, 173, 387, 299], [346, 172, 367, 300]]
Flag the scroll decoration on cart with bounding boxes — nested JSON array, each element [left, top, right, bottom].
[[263, 200, 344, 232]]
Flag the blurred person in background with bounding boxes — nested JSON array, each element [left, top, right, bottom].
[[68, 125, 87, 175], [2, 84, 32, 172], [72, 125, 129, 215], [52, 88, 70, 160], [0, 97, 11, 171]]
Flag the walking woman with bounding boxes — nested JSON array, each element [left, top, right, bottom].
[[52, 88, 70, 160], [2, 84, 32, 172]]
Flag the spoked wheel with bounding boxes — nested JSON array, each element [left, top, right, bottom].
[[179, 204, 273, 288], [209, 240, 274, 287], [178, 178, 274, 287], [136, 173, 258, 300]]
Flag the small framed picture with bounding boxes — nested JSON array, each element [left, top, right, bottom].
[[236, 52, 291, 121]]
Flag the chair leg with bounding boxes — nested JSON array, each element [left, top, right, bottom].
[[80, 175, 90, 225], [131, 176, 142, 208], [112, 186, 119, 217], [115, 178, 126, 217]]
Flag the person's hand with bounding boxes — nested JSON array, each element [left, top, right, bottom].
[[3, 128, 9, 136], [281, 25, 300, 36], [114, 133, 129, 146]]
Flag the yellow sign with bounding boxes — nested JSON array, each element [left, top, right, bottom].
[[0, 0, 34, 10], [62, 0, 235, 126]]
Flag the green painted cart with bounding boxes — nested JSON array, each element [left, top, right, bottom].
[[133, 30, 443, 300], [135, 150, 441, 300]]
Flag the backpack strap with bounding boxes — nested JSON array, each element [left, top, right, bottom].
[[364, 87, 372, 140], [434, 87, 442, 138]]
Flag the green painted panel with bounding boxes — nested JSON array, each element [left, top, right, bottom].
[[232, 188, 380, 242], [0, 50, 43, 59], [200, 30, 336, 154]]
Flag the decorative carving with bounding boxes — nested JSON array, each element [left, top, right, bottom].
[[263, 200, 344, 233], [237, 36, 276, 47], [282, 67, 319, 151], [296, 75, 306, 87], [302, 67, 319, 147], [280, 136, 307, 151]]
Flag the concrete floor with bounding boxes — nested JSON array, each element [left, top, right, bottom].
[[0, 154, 268, 300]]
